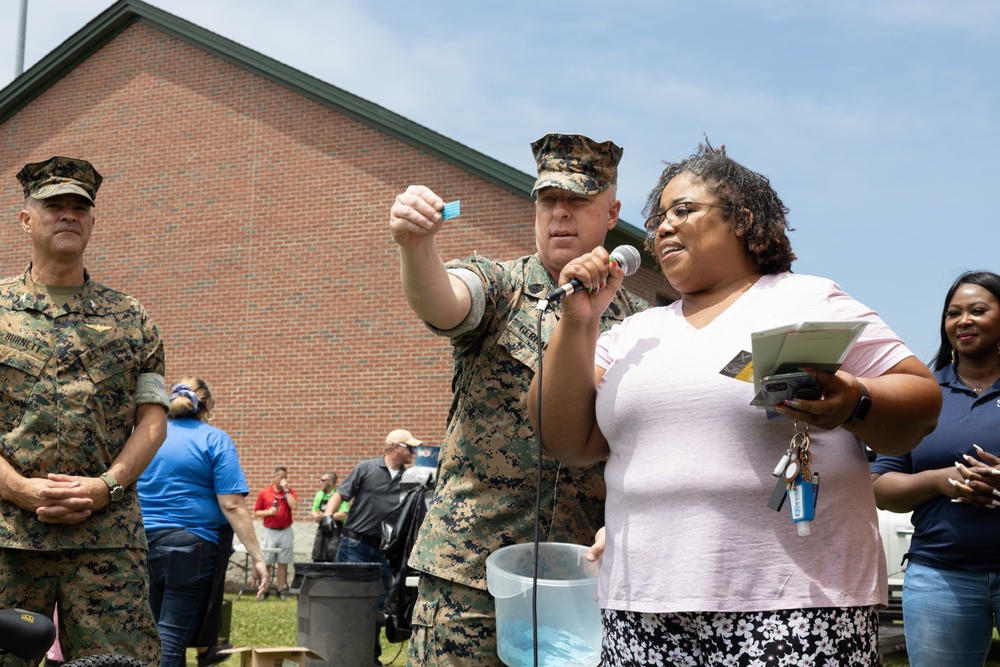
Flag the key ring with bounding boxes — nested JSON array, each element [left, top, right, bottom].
[[790, 430, 809, 450], [794, 421, 813, 479]]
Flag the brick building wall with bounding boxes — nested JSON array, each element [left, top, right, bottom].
[[0, 20, 673, 522]]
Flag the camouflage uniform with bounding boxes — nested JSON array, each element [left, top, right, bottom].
[[0, 156, 168, 667], [406, 252, 647, 666]]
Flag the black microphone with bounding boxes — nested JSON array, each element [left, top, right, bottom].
[[539, 245, 642, 311]]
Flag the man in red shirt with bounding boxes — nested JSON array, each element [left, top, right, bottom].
[[253, 466, 298, 599]]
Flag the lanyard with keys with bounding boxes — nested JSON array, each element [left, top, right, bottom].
[[767, 422, 821, 535]]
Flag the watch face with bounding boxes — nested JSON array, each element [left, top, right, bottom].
[[854, 396, 873, 421], [101, 473, 124, 501]]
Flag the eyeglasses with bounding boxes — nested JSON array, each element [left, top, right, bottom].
[[644, 201, 728, 238], [319, 478, 332, 483]]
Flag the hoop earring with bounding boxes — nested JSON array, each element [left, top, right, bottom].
[[206, 410, 215, 422]]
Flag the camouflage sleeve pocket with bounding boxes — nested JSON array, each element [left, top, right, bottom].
[[495, 308, 542, 372]]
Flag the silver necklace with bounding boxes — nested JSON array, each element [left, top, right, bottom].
[[956, 369, 1000, 394]]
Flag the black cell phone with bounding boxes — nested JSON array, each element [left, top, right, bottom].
[[762, 371, 821, 404]]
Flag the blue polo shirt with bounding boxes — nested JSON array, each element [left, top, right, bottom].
[[872, 365, 1000, 572]]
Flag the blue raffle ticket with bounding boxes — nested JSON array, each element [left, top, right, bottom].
[[442, 200, 461, 220]]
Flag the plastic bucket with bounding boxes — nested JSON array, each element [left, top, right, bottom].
[[485, 543, 601, 667]]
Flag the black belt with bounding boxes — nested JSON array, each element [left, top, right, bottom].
[[343, 528, 381, 549]]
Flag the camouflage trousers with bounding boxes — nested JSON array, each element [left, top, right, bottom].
[[0, 547, 160, 667], [407, 574, 502, 667]]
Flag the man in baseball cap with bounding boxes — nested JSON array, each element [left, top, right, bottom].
[[385, 428, 423, 448], [324, 427, 420, 664], [1, 155, 169, 665]]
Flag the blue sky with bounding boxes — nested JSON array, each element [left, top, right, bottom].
[[3, 0, 998, 363]]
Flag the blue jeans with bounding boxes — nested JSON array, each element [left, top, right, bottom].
[[334, 535, 391, 612], [146, 529, 218, 667], [335, 535, 390, 661], [903, 561, 1000, 667]]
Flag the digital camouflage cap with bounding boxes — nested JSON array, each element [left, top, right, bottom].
[[530, 133, 623, 196], [16, 156, 103, 204]]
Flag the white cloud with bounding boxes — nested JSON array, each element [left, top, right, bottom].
[[1, 0, 997, 360]]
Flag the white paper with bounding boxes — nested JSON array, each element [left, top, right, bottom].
[[750, 321, 867, 397]]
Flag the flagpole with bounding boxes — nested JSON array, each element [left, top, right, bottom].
[[15, 0, 28, 77]]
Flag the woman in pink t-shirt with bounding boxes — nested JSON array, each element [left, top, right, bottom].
[[530, 142, 941, 666]]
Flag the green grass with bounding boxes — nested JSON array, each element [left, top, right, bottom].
[[185, 593, 407, 666], [192, 595, 1000, 667]]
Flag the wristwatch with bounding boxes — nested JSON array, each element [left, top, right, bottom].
[[100, 472, 125, 502], [846, 383, 872, 424]]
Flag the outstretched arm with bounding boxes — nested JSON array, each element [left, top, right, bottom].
[[389, 185, 473, 330]]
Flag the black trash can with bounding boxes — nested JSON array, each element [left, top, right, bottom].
[[294, 562, 384, 667]]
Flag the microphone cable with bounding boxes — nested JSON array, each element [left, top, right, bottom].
[[530, 305, 545, 667], [528, 248, 638, 667]]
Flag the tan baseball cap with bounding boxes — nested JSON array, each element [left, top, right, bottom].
[[385, 429, 422, 447]]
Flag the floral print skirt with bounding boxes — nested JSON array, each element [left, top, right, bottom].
[[601, 606, 878, 666]]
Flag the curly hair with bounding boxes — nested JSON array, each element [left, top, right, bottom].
[[933, 271, 1000, 371], [642, 140, 796, 274]]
